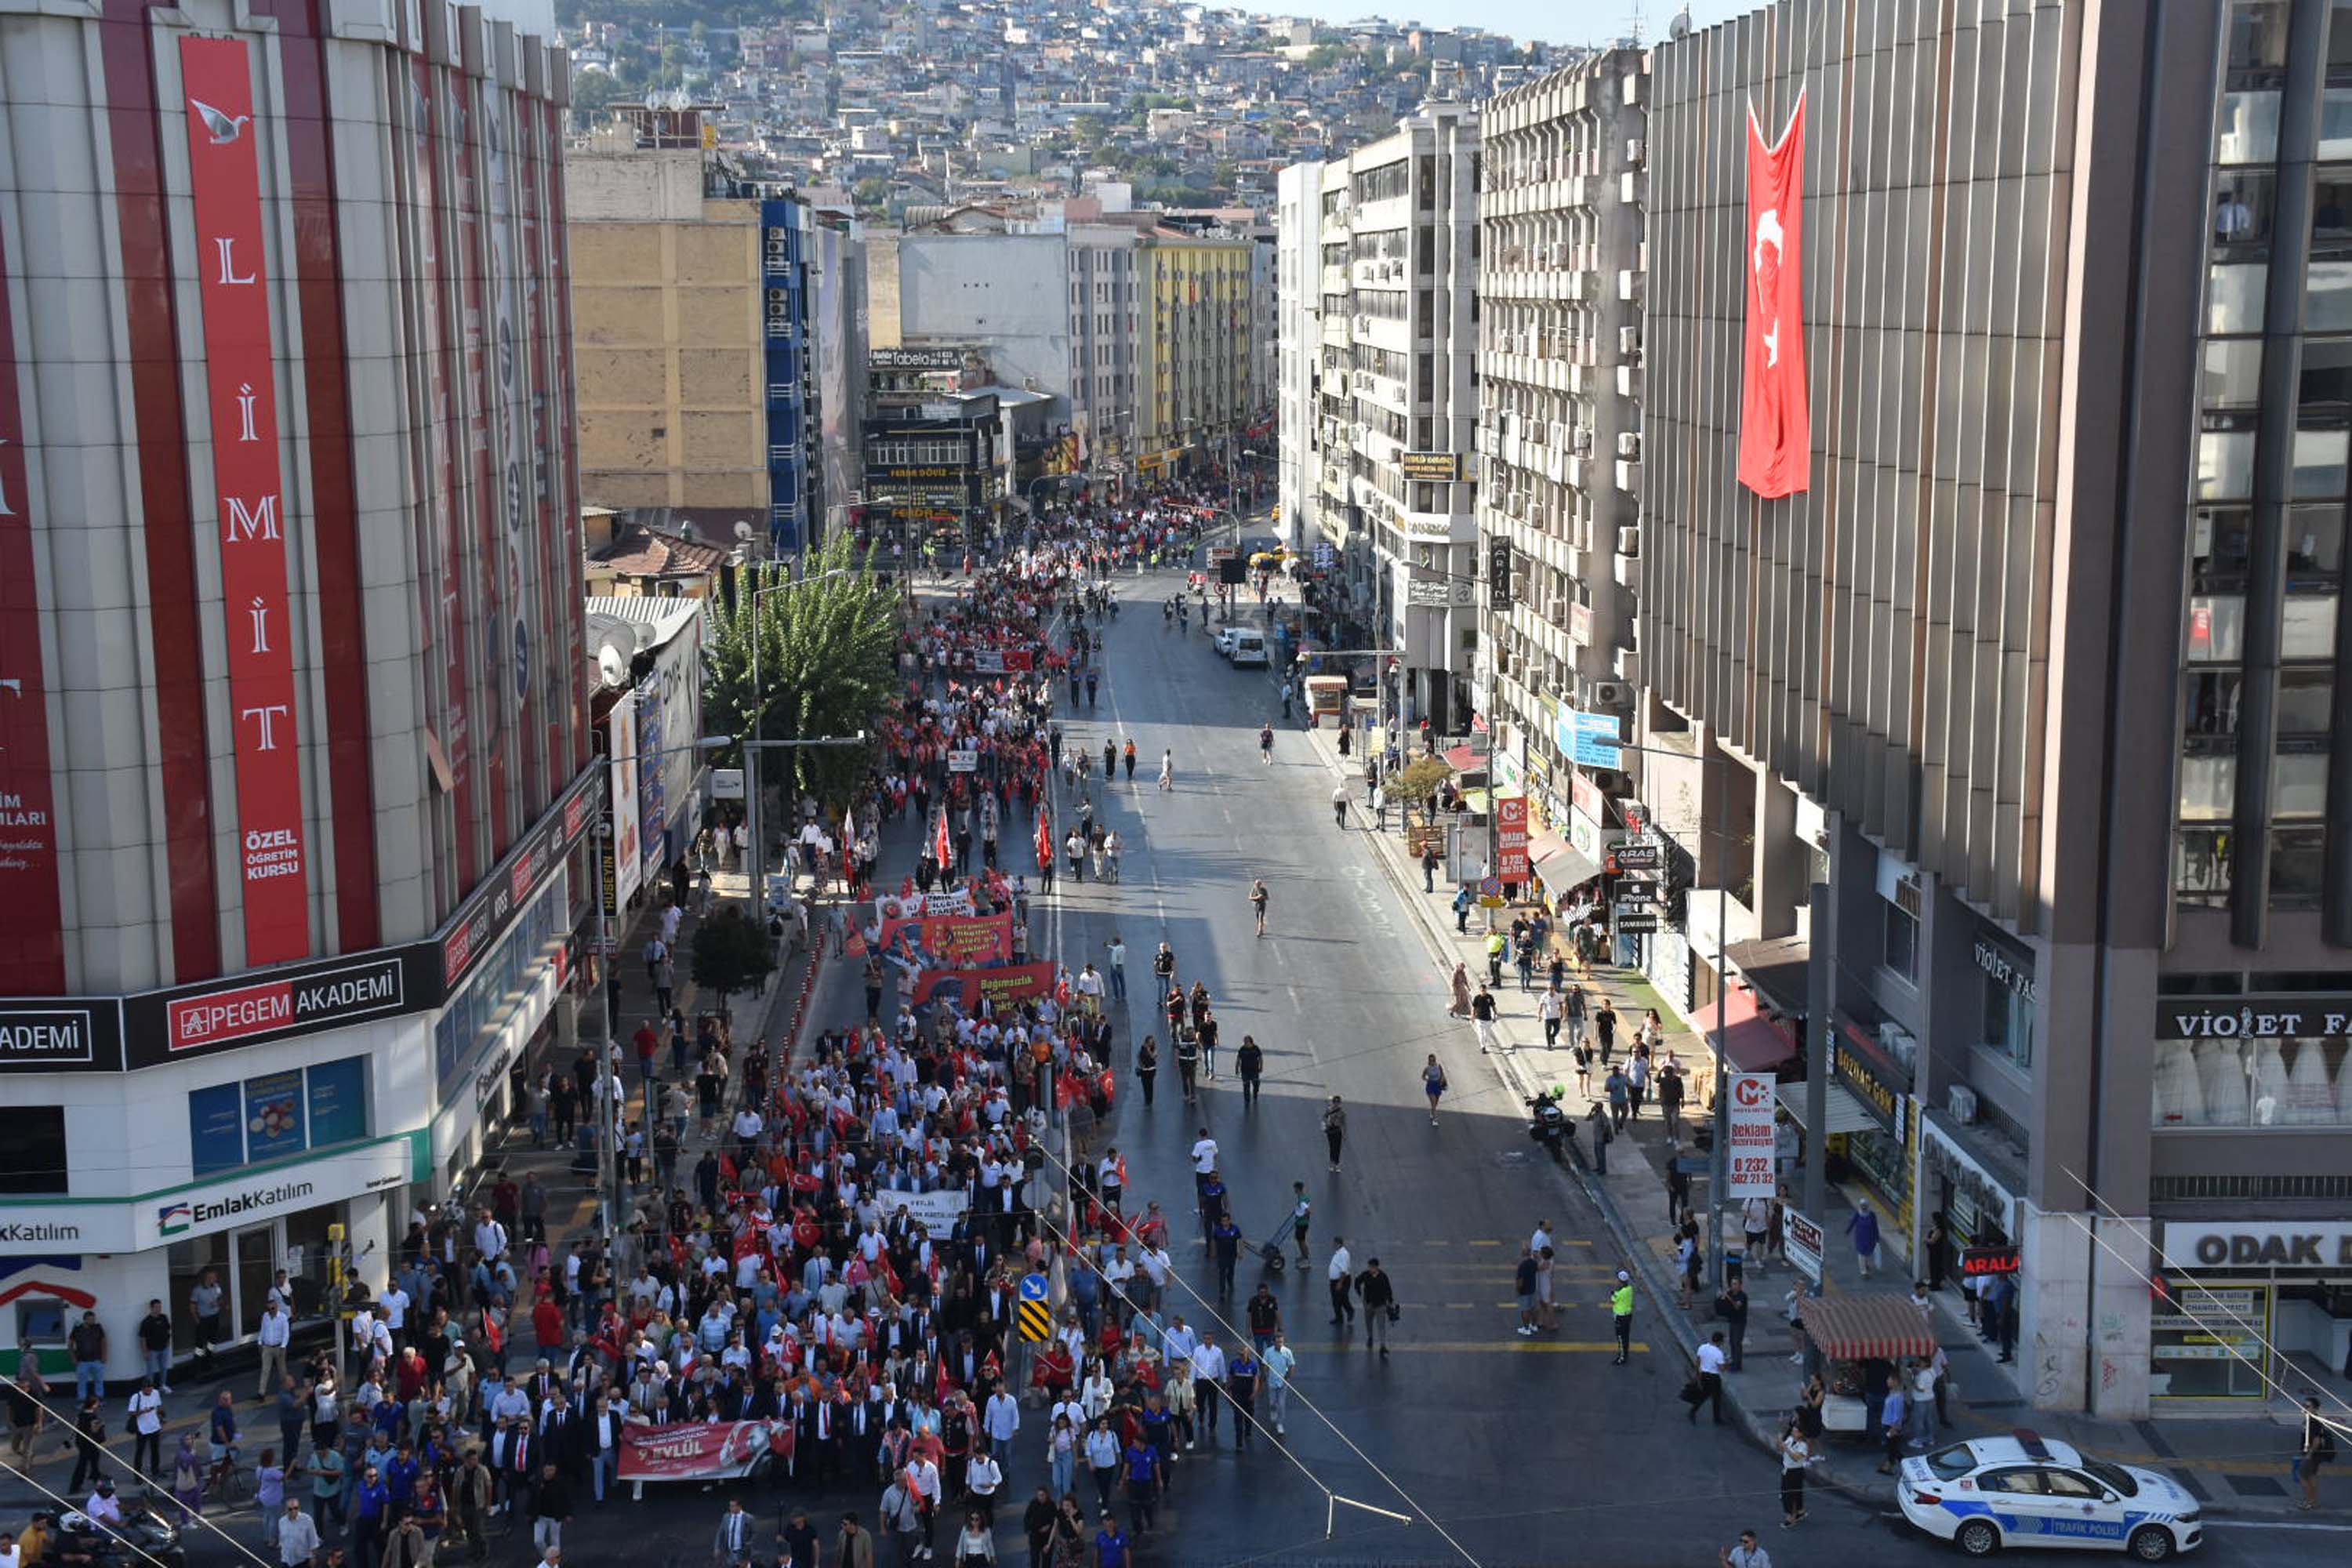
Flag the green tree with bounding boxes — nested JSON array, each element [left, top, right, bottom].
[[702, 538, 900, 817], [853, 176, 892, 211], [688, 905, 775, 1014], [1385, 756, 1455, 809], [569, 71, 630, 130]]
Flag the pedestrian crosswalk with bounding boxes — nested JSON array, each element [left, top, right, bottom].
[[1290, 1340, 1650, 1355]]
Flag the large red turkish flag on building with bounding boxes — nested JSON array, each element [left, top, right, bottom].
[[1738, 93, 1810, 499]]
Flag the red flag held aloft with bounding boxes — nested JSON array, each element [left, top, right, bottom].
[[1739, 92, 1811, 499]]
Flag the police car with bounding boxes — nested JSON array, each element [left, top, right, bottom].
[[1897, 1430, 2202, 1560]]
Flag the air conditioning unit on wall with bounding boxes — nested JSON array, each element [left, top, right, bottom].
[[1590, 680, 1630, 708], [1947, 1084, 1980, 1125]]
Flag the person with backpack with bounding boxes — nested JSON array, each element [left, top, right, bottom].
[[1421, 1054, 1449, 1126], [2298, 1394, 2337, 1510]]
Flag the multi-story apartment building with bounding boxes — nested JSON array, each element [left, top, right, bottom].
[[873, 226, 1138, 479], [1475, 50, 1648, 883], [1641, 0, 2352, 1421], [1136, 229, 1257, 481], [1294, 103, 1482, 733], [568, 107, 825, 554], [0, 0, 592, 1378], [1276, 162, 1327, 548]]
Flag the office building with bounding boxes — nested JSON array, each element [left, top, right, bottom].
[[1135, 228, 1258, 481], [0, 0, 592, 1379], [1296, 103, 1482, 732], [1640, 0, 2352, 1418], [1474, 49, 1649, 884], [568, 104, 822, 554]]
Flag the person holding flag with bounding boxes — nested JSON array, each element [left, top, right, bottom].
[[1036, 803, 1056, 892]]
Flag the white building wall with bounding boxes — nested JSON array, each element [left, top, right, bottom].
[[896, 233, 1078, 423], [1276, 161, 1324, 549]]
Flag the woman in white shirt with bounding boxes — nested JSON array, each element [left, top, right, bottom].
[[1078, 1358, 1114, 1422], [1777, 1425, 1815, 1527], [951, 1508, 997, 1566]]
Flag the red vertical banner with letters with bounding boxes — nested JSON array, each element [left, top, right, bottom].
[[0, 227, 67, 991], [1495, 794, 1530, 882], [180, 36, 311, 964], [1738, 92, 1810, 500]]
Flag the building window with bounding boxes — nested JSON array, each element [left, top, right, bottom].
[[0, 1106, 67, 1194], [187, 1056, 372, 1178], [1882, 880, 1921, 983], [1984, 972, 2034, 1071]]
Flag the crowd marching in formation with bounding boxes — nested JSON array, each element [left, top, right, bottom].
[[0, 486, 1288, 1568]]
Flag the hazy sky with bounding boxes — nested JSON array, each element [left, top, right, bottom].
[[1254, 0, 1757, 48]]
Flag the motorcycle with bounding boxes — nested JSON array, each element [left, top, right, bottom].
[[60, 1496, 187, 1568], [1525, 1087, 1575, 1166]]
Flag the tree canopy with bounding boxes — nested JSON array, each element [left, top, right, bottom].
[[702, 539, 900, 816]]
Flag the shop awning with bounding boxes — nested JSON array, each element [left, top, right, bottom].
[[1528, 833, 1600, 893], [1459, 787, 1493, 813], [1443, 745, 1489, 775], [1777, 1079, 1878, 1135], [1702, 989, 1799, 1073], [1726, 934, 1812, 1017], [1798, 1293, 1937, 1363]]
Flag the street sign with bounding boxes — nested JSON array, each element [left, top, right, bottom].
[[1479, 876, 1502, 897], [1555, 710, 1624, 769], [710, 768, 746, 801], [1784, 1210, 1825, 1285], [1725, 1073, 1777, 1200], [1018, 1272, 1052, 1342], [1613, 909, 1659, 934]]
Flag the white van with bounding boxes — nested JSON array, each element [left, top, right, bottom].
[[1229, 628, 1269, 667]]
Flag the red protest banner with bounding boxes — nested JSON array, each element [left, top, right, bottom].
[[911, 960, 1056, 1009], [617, 1420, 790, 1483]]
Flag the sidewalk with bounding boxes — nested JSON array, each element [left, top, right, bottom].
[[1294, 716, 2347, 1520]]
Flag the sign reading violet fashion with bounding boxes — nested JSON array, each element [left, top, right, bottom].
[[183, 36, 311, 961]]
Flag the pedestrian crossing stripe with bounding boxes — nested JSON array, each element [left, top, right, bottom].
[[1018, 1300, 1054, 1342], [1290, 1341, 1648, 1354]]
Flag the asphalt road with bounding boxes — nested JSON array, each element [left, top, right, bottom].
[[120, 567, 2345, 1567]]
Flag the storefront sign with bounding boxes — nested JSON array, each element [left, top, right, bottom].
[[619, 1420, 789, 1482], [1831, 1018, 1907, 1137], [606, 692, 643, 915], [2157, 998, 2352, 1040], [155, 956, 407, 1058], [1572, 769, 1604, 824], [183, 36, 311, 963], [1495, 795, 1529, 881], [1960, 1246, 2022, 1277], [1973, 931, 2037, 1004], [1784, 1210, 1824, 1284], [440, 765, 600, 990], [1399, 451, 1461, 484], [0, 1004, 125, 1073], [1725, 1073, 1777, 1200], [1613, 909, 1660, 934], [0, 227, 67, 993], [0, 1131, 426, 1255], [2162, 1221, 2352, 1269], [869, 347, 967, 371]]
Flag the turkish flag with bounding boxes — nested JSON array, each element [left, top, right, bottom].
[[1035, 804, 1053, 872], [1738, 92, 1810, 499], [934, 808, 953, 868]]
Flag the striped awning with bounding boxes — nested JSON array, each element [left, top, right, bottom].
[[1798, 1293, 1937, 1363]]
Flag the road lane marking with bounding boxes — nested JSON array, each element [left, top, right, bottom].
[[1290, 1341, 1649, 1354]]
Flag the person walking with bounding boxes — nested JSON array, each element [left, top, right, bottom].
[[1249, 878, 1269, 937], [1722, 1275, 1751, 1371], [1722, 1527, 1773, 1568], [1330, 783, 1348, 829], [1326, 1240, 1355, 1330], [1846, 1201, 1882, 1279], [1688, 1332, 1728, 1425], [1420, 1054, 1449, 1125], [1777, 1424, 1815, 1528], [127, 1378, 165, 1477], [1470, 985, 1500, 1054], [1321, 1095, 1347, 1171], [2298, 1394, 2336, 1511], [67, 1311, 107, 1403], [1174, 1030, 1200, 1104], [1875, 1374, 1911, 1474], [1134, 1036, 1158, 1108], [1262, 1331, 1297, 1437], [1448, 963, 1472, 1016], [1421, 840, 1439, 893], [532, 1461, 572, 1559], [1287, 1182, 1312, 1265], [713, 1497, 758, 1566], [1355, 1259, 1396, 1359], [1235, 1036, 1264, 1107], [1610, 1271, 1635, 1365], [277, 1497, 322, 1567]]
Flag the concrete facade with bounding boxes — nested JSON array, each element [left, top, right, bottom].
[[0, 0, 586, 1375], [1298, 103, 1482, 733], [1276, 161, 1325, 549], [1474, 50, 1648, 869]]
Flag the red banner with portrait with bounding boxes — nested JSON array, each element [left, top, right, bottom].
[[182, 37, 311, 962], [1738, 92, 1811, 500], [911, 960, 1056, 1009], [617, 1420, 791, 1483]]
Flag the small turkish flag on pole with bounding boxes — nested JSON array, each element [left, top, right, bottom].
[[934, 808, 952, 869], [1035, 804, 1053, 872], [1739, 91, 1810, 499]]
